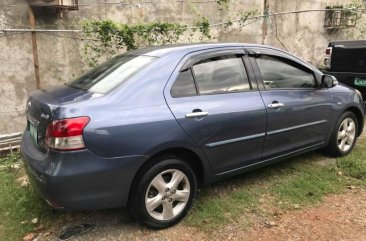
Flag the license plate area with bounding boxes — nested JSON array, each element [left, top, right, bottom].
[[29, 121, 38, 144], [354, 77, 366, 87]]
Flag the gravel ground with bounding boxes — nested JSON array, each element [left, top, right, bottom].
[[32, 188, 366, 241]]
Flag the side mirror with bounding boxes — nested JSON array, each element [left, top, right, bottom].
[[321, 75, 338, 88]]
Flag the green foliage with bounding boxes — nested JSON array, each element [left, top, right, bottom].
[[326, 0, 364, 9], [324, 0, 363, 30], [81, 18, 215, 66], [194, 16, 211, 39], [216, 0, 230, 11], [326, 0, 364, 15], [238, 9, 260, 26], [81, 6, 262, 67], [82, 20, 189, 67], [222, 9, 259, 29]]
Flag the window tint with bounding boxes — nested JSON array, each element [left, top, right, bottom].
[[332, 47, 366, 73], [69, 55, 156, 94], [192, 55, 250, 95], [256, 55, 316, 89], [171, 69, 197, 97]]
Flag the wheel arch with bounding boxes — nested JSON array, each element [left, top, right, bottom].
[[345, 106, 364, 136], [128, 146, 208, 204]]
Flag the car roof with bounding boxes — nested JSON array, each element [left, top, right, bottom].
[[127, 43, 279, 57]]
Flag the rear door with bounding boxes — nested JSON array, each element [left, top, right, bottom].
[[249, 48, 332, 158], [165, 49, 267, 174]]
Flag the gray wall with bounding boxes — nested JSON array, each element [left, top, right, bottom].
[[0, 0, 364, 134]]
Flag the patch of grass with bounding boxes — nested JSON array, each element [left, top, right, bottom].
[[336, 138, 366, 180], [273, 164, 344, 208], [0, 153, 61, 241], [186, 186, 259, 230], [338, 158, 366, 180], [0, 153, 20, 166]]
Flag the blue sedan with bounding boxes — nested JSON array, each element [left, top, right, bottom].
[[21, 43, 364, 228]]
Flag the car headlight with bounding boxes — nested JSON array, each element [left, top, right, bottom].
[[355, 89, 363, 101]]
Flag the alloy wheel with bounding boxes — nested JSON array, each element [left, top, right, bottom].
[[145, 169, 190, 221], [337, 117, 356, 152]]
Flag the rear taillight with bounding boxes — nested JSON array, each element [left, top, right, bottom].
[[324, 47, 332, 69], [325, 47, 332, 55], [46, 116, 90, 151]]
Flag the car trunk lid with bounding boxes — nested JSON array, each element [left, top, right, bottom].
[[26, 86, 93, 152]]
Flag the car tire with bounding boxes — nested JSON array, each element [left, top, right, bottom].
[[128, 156, 197, 229], [324, 111, 358, 157]]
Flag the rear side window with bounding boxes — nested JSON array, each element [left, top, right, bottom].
[[255, 55, 316, 89], [171, 69, 197, 97], [192, 55, 250, 95], [69, 55, 156, 94]]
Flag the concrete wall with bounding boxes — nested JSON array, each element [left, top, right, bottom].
[[264, 0, 366, 66], [0, 0, 365, 134]]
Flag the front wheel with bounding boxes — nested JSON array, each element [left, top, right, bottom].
[[325, 111, 358, 157], [128, 157, 197, 229]]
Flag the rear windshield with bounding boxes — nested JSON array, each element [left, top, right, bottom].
[[332, 47, 366, 73], [69, 55, 156, 94]]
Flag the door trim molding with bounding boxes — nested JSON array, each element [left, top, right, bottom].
[[205, 120, 327, 148], [267, 120, 328, 135], [206, 133, 266, 148]]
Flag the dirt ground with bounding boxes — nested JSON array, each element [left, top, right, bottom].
[[33, 187, 366, 241], [227, 188, 366, 241]]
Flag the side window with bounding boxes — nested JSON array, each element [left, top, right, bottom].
[[255, 55, 316, 89], [171, 69, 197, 98], [192, 55, 250, 95]]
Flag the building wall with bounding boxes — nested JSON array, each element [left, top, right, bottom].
[[0, 0, 364, 134], [264, 0, 366, 66]]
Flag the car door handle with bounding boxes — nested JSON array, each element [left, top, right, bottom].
[[267, 103, 284, 109], [185, 111, 209, 118]]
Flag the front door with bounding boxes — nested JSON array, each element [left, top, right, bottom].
[[250, 52, 332, 159], [165, 50, 267, 174]]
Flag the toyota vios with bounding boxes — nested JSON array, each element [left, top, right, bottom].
[[21, 43, 364, 228]]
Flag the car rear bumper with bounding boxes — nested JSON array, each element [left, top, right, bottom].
[[20, 131, 148, 210]]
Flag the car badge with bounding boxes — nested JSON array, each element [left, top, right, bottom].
[[41, 113, 49, 120]]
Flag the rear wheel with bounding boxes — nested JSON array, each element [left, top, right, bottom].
[[128, 157, 197, 229], [325, 111, 358, 157]]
